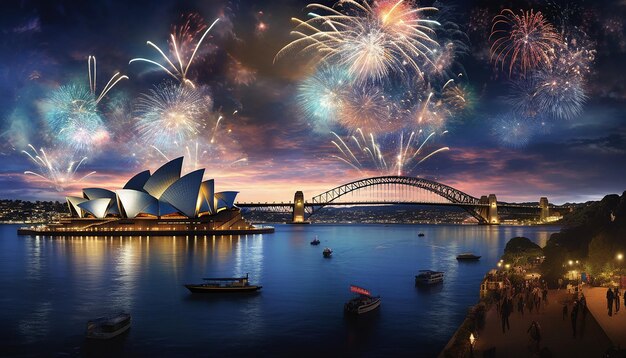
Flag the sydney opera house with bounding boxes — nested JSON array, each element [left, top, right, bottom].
[[18, 157, 273, 236]]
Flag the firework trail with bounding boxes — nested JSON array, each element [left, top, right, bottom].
[[276, 0, 441, 83], [130, 17, 220, 88], [331, 129, 448, 176], [490, 9, 563, 76], [22, 144, 96, 192], [135, 82, 212, 150]]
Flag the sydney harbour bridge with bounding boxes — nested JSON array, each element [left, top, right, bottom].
[[235, 176, 557, 225]]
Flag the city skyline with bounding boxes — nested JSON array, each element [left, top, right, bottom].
[[0, 0, 625, 205]]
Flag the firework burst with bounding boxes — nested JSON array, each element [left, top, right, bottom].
[[22, 144, 96, 192], [297, 66, 350, 130], [130, 17, 220, 88], [490, 9, 563, 76], [331, 129, 448, 176], [135, 82, 212, 150], [491, 114, 534, 148], [276, 0, 441, 83]]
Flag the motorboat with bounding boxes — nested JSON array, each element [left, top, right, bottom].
[[323, 247, 333, 258], [415, 270, 444, 285], [310, 236, 320, 245], [456, 253, 481, 261], [86, 312, 131, 339], [418, 233, 425, 237], [184, 273, 262, 293], [344, 285, 381, 315]]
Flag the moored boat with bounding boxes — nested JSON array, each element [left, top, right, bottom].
[[415, 270, 444, 285], [86, 312, 131, 339], [311, 236, 320, 245], [323, 247, 333, 258], [184, 273, 262, 293], [418, 233, 425, 237], [344, 285, 381, 315], [456, 253, 481, 261]]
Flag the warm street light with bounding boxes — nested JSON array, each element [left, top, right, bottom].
[[617, 253, 623, 261], [505, 264, 511, 269], [469, 333, 476, 358], [568, 260, 573, 266]]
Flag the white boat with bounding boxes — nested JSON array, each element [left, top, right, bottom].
[[323, 247, 333, 258], [344, 285, 381, 315], [415, 270, 444, 285], [86, 312, 131, 339]]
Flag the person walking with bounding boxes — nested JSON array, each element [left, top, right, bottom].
[[562, 303, 568, 320], [615, 287, 621, 314], [607, 287, 615, 316], [542, 287, 548, 306], [527, 321, 542, 353], [518, 296, 524, 316], [571, 300, 579, 338], [501, 296, 512, 333]]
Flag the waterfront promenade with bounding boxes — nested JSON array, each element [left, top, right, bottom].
[[583, 286, 626, 348], [472, 289, 612, 357]]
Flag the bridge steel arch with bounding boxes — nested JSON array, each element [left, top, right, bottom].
[[308, 176, 486, 223]]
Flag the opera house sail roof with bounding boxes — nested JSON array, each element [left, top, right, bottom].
[[66, 157, 239, 220]]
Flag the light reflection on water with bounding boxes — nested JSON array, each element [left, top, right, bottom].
[[0, 224, 558, 357]]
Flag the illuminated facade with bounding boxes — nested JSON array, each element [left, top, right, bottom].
[[18, 157, 273, 236], [66, 157, 239, 220]]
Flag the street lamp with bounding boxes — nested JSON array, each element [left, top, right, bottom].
[[568, 260, 573, 266], [469, 333, 476, 358]]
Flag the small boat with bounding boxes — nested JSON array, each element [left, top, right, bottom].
[[456, 253, 481, 261], [418, 233, 425, 237], [415, 270, 444, 285], [86, 312, 131, 339], [310, 236, 320, 245], [344, 285, 381, 315], [184, 273, 262, 293], [323, 247, 333, 258]]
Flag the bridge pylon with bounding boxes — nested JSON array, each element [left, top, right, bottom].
[[290, 191, 308, 224], [478, 194, 499, 224], [540, 197, 549, 222]]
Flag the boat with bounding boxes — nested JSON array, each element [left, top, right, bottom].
[[86, 312, 131, 339], [323, 247, 333, 258], [456, 253, 481, 261], [415, 270, 444, 285], [418, 233, 425, 237], [184, 273, 262, 293], [344, 285, 381, 315], [310, 236, 320, 245]]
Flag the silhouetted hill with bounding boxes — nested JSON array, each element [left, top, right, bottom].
[[541, 191, 626, 283]]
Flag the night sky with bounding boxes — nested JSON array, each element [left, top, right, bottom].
[[0, 0, 625, 204]]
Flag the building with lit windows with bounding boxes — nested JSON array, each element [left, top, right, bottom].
[[18, 157, 273, 236]]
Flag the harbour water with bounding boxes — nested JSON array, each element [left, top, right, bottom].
[[0, 223, 558, 357]]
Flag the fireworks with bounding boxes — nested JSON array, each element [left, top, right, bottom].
[[339, 84, 396, 134], [276, 0, 441, 83], [44, 84, 110, 152], [297, 66, 350, 130], [442, 80, 473, 114], [228, 55, 257, 86], [135, 82, 212, 150], [532, 68, 586, 120], [331, 129, 448, 176], [22, 145, 96, 192], [490, 9, 563, 76], [491, 114, 534, 148], [130, 17, 220, 88]]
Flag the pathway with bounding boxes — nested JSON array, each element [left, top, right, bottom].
[[583, 286, 626, 349], [472, 289, 612, 357]]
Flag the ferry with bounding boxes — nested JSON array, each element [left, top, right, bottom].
[[86, 312, 131, 339], [323, 247, 333, 258], [310, 236, 321, 245], [456, 253, 481, 261], [184, 274, 262, 293], [344, 285, 381, 315], [415, 270, 445, 285]]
